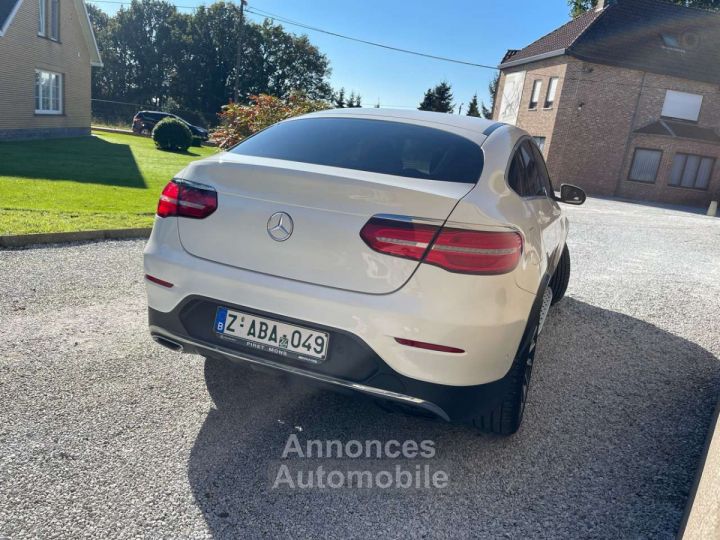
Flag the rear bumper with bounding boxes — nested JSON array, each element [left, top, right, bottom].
[[148, 301, 524, 423], [144, 219, 536, 388]]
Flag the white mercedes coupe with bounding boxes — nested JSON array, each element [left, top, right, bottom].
[[144, 108, 585, 434]]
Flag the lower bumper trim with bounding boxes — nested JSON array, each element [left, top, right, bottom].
[[150, 327, 451, 421]]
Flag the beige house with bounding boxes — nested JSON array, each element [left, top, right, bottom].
[[494, 0, 720, 208], [0, 0, 101, 139]]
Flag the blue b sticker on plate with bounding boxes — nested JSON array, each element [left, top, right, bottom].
[[214, 307, 228, 333]]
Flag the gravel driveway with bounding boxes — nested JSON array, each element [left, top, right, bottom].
[[2, 198, 719, 538]]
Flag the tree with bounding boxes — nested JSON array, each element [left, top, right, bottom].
[[569, 0, 719, 17], [89, 2, 333, 122], [568, 0, 598, 17], [334, 87, 346, 108], [418, 81, 454, 113], [466, 94, 480, 117], [481, 72, 499, 120], [347, 91, 356, 107], [211, 92, 330, 148]]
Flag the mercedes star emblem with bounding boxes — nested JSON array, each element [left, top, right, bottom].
[[267, 212, 294, 242]]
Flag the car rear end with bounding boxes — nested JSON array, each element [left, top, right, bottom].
[[144, 110, 537, 423]]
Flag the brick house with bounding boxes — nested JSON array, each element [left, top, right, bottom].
[[0, 0, 101, 139], [493, 0, 720, 208]]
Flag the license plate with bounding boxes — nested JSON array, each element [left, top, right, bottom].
[[213, 307, 329, 363]]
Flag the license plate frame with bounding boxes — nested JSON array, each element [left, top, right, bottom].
[[213, 307, 330, 364]]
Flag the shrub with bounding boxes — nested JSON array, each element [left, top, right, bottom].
[[152, 118, 193, 152], [210, 92, 330, 149]]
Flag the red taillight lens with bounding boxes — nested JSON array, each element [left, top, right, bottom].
[[359, 218, 438, 261], [425, 228, 523, 275], [360, 217, 522, 275], [157, 180, 217, 219]]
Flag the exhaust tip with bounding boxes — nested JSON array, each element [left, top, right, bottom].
[[152, 334, 184, 353]]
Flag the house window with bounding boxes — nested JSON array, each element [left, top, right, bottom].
[[544, 77, 558, 108], [38, 0, 45, 35], [628, 148, 662, 183], [529, 80, 542, 110], [37, 0, 58, 39], [533, 136, 546, 152], [49, 0, 58, 39], [35, 70, 62, 114], [661, 90, 702, 122], [669, 153, 714, 190]]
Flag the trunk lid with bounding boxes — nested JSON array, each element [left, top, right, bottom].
[[177, 154, 474, 294]]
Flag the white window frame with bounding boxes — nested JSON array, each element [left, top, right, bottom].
[[38, 0, 46, 36], [529, 80, 542, 110], [661, 90, 703, 122], [35, 70, 63, 115], [49, 0, 59, 40], [544, 77, 559, 109]]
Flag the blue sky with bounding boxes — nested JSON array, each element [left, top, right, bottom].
[[91, 0, 574, 111]]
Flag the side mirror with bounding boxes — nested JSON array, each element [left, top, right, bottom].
[[556, 184, 586, 205]]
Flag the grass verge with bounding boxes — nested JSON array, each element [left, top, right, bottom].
[[0, 130, 216, 235]]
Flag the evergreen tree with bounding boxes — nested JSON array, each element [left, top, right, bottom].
[[347, 91, 356, 107], [418, 89, 434, 111], [487, 72, 499, 118], [334, 87, 346, 108], [481, 102, 493, 120], [417, 81, 454, 113], [354, 94, 362, 108], [466, 94, 480, 117]]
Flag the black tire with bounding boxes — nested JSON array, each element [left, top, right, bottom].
[[549, 244, 570, 305], [470, 323, 538, 435]]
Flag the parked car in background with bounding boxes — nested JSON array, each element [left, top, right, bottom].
[[132, 111, 209, 140], [144, 108, 586, 435]]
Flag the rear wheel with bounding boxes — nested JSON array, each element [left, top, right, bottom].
[[470, 322, 538, 435], [549, 244, 570, 305]]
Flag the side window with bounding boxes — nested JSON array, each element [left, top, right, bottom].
[[507, 150, 525, 196], [519, 141, 546, 197], [530, 142, 554, 196]]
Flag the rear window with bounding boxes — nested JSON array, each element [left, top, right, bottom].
[[229, 117, 484, 183]]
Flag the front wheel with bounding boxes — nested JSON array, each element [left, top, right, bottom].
[[549, 244, 570, 305]]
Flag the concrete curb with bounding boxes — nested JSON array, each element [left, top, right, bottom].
[[679, 396, 720, 539], [0, 228, 151, 248], [91, 126, 146, 137], [91, 126, 218, 147]]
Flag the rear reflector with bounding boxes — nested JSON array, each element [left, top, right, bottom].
[[360, 217, 522, 275], [145, 274, 174, 288], [395, 338, 465, 354], [157, 179, 217, 219]]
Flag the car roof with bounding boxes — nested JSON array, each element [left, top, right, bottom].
[[301, 107, 501, 135]]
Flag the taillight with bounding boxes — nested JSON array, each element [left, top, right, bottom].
[[157, 179, 217, 219], [359, 218, 438, 261], [360, 217, 522, 275]]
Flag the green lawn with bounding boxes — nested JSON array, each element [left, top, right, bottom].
[[0, 131, 217, 235]]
